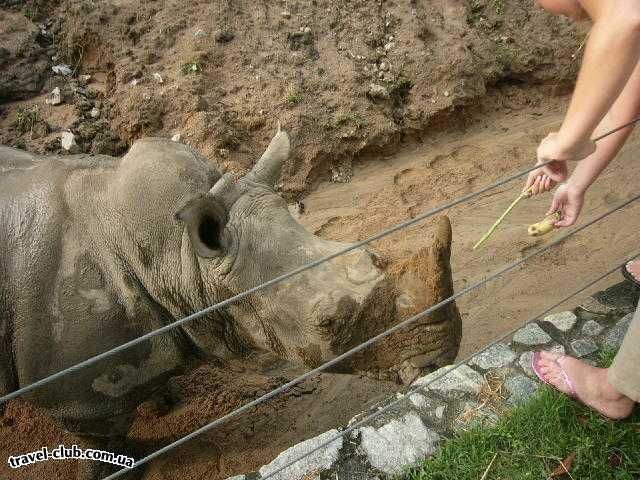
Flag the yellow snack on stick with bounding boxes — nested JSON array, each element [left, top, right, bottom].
[[528, 212, 561, 237]]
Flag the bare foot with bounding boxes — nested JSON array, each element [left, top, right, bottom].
[[537, 351, 635, 420], [626, 260, 640, 282]]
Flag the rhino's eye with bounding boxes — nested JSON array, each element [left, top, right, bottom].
[[198, 214, 223, 251]]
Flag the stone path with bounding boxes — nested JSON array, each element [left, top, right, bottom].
[[228, 281, 638, 480]]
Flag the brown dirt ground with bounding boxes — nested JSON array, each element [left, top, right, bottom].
[[2, 1, 633, 480]]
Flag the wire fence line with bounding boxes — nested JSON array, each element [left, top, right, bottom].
[[257, 253, 639, 480], [102, 192, 640, 480], [0, 160, 557, 405]]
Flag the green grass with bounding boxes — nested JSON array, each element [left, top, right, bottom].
[[286, 93, 304, 105], [11, 106, 40, 135], [406, 352, 640, 480], [181, 62, 202, 75]]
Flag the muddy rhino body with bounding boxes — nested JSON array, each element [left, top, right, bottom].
[[0, 130, 461, 478]]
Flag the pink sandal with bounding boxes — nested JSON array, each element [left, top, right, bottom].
[[531, 352, 582, 402]]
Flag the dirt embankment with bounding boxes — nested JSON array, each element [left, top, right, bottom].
[[1, 0, 582, 198]]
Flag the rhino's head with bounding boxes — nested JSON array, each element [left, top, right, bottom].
[[174, 127, 461, 384]]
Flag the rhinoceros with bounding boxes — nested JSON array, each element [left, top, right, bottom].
[[0, 127, 461, 479]]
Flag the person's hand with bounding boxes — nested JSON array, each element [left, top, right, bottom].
[[523, 132, 596, 195], [524, 167, 558, 196], [547, 183, 585, 227]]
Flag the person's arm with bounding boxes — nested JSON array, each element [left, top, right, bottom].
[[551, 0, 640, 159], [526, 0, 640, 193], [548, 59, 640, 227]]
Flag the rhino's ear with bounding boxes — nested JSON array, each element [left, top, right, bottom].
[[175, 194, 228, 258]]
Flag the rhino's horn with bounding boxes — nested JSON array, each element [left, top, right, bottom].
[[246, 123, 290, 187]]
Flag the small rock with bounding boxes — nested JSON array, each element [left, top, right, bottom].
[[215, 30, 234, 43], [281, 10, 291, 18], [512, 323, 552, 346], [543, 311, 577, 332], [408, 393, 427, 408], [129, 78, 140, 86], [90, 107, 100, 118], [45, 87, 62, 105], [582, 320, 604, 336], [171, 133, 182, 142], [434, 405, 446, 419], [78, 74, 92, 85], [384, 42, 395, 51], [259, 430, 342, 480], [60, 131, 78, 152], [358, 413, 439, 475], [605, 313, 633, 349], [519, 351, 535, 377], [52, 64, 72, 76], [443, 90, 450, 97], [414, 365, 486, 397], [303, 26, 311, 34], [194, 29, 206, 37], [579, 296, 615, 315], [505, 375, 539, 405], [153, 72, 164, 83], [469, 343, 516, 370], [398, 363, 421, 385], [570, 339, 598, 358], [368, 84, 389, 99]]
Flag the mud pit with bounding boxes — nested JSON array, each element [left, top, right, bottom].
[[3, 1, 637, 479]]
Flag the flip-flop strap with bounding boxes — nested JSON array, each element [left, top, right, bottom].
[[554, 355, 577, 398]]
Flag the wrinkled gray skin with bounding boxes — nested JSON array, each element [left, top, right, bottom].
[[0, 129, 460, 479]]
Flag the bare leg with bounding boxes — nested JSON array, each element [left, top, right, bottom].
[[537, 351, 635, 419]]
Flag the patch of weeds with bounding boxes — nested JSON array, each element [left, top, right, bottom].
[[335, 113, 368, 129], [406, 358, 640, 480], [490, 0, 505, 16], [286, 93, 303, 106], [495, 41, 519, 70], [12, 139, 27, 150], [181, 62, 202, 75], [11, 106, 40, 135], [598, 346, 618, 368]]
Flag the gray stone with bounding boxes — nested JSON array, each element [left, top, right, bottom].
[[90, 107, 100, 118], [258, 429, 342, 480], [171, 133, 181, 142], [605, 313, 633, 349], [368, 84, 389, 99], [434, 405, 446, 419], [519, 351, 535, 377], [408, 393, 427, 409], [45, 86, 62, 105], [570, 339, 598, 358], [413, 365, 487, 396], [543, 311, 577, 332], [581, 320, 604, 337], [505, 375, 539, 405], [580, 296, 614, 316], [512, 323, 552, 346], [52, 64, 72, 76], [358, 412, 439, 475], [469, 343, 516, 370], [153, 72, 164, 83]]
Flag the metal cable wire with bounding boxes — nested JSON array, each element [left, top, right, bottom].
[[102, 192, 640, 480], [258, 253, 639, 480], [0, 162, 552, 405], [4, 116, 639, 406]]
